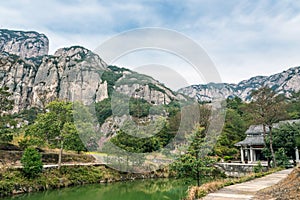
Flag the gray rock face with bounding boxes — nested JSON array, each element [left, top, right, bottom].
[[0, 29, 183, 113], [0, 29, 49, 58], [179, 66, 300, 101], [114, 71, 177, 105], [0, 46, 108, 112]]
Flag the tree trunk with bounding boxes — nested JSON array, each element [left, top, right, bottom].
[[58, 140, 63, 170], [262, 124, 271, 168], [269, 126, 277, 167]]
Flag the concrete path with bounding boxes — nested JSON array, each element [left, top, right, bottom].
[[201, 168, 293, 200]]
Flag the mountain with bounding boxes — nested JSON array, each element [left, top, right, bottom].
[[178, 66, 300, 101], [0, 29, 49, 58], [0, 29, 180, 113]]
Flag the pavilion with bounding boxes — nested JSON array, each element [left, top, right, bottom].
[[235, 119, 300, 164]]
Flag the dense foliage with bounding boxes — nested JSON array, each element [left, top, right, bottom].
[[21, 147, 43, 178], [264, 122, 300, 166], [172, 126, 222, 186], [23, 100, 97, 168], [213, 97, 250, 159], [110, 118, 173, 153], [0, 87, 15, 143]]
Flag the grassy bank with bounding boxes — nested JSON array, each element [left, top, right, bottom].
[[0, 165, 170, 198], [184, 168, 283, 200], [0, 150, 95, 167]]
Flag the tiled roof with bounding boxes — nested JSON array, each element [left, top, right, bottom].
[[235, 135, 264, 146], [235, 119, 300, 146], [245, 119, 300, 135]]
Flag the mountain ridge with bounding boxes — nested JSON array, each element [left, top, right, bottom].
[[178, 66, 300, 101], [1, 28, 300, 110], [0, 29, 181, 112]]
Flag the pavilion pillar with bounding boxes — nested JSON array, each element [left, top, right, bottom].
[[240, 147, 245, 163], [250, 147, 253, 163]]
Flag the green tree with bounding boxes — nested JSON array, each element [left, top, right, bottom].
[[129, 97, 151, 118], [271, 122, 300, 164], [172, 126, 216, 186], [287, 91, 300, 119], [63, 122, 87, 153], [25, 100, 96, 169], [0, 87, 15, 143], [95, 98, 112, 125], [214, 108, 247, 158], [27, 100, 73, 169], [110, 118, 171, 153], [275, 148, 290, 168], [21, 147, 43, 178], [248, 86, 287, 167]]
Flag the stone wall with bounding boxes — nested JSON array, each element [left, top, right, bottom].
[[215, 162, 268, 177]]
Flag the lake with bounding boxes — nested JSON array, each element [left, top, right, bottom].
[[3, 178, 195, 200]]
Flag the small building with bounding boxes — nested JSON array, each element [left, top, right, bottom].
[[235, 119, 300, 164]]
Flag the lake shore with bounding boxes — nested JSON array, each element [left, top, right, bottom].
[[0, 165, 171, 198]]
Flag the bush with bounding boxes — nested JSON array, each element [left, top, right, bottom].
[[223, 156, 233, 162], [275, 148, 290, 168], [21, 147, 43, 178], [253, 161, 263, 173]]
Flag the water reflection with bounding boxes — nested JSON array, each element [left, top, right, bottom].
[[4, 179, 195, 200]]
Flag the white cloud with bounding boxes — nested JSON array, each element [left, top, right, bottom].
[[0, 0, 300, 86]]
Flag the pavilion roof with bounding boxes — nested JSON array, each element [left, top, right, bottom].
[[235, 119, 300, 146], [235, 135, 264, 146]]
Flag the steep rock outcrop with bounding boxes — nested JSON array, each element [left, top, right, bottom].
[[0, 29, 49, 58], [0, 29, 184, 113], [0, 46, 108, 112], [114, 70, 177, 105]]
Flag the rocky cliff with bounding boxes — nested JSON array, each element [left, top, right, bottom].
[[179, 66, 300, 101], [0, 29, 181, 112], [0, 29, 49, 58], [0, 46, 108, 112]]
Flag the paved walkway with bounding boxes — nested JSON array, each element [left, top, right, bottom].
[[201, 168, 293, 200]]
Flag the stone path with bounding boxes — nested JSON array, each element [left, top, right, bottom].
[[201, 168, 293, 200]]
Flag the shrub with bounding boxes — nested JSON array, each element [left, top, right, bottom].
[[275, 148, 290, 168], [253, 161, 263, 173], [21, 147, 43, 178], [223, 156, 233, 162]]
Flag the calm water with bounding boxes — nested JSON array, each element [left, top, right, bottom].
[[3, 179, 194, 200]]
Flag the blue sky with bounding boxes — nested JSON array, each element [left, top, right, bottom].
[[1, 0, 300, 88]]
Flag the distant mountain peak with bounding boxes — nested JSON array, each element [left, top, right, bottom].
[[178, 66, 300, 101]]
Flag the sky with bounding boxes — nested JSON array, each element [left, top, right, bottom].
[[1, 0, 300, 89]]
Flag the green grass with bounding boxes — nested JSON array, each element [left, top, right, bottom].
[[0, 165, 120, 197]]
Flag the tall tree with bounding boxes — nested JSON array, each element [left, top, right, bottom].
[[271, 122, 300, 165], [214, 108, 247, 158], [0, 87, 15, 143], [171, 126, 216, 186], [248, 86, 287, 167], [25, 100, 96, 169], [26, 100, 73, 169]]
